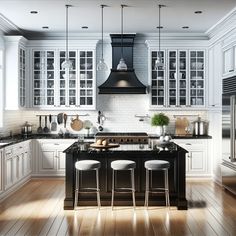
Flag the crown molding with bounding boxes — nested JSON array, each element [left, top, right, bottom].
[[0, 13, 22, 35]]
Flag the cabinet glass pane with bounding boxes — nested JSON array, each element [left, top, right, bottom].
[[178, 51, 187, 106], [189, 50, 204, 106], [33, 50, 55, 106], [79, 51, 94, 106], [59, 50, 77, 106], [190, 51, 205, 106], [151, 50, 165, 106], [19, 48, 26, 107], [168, 51, 177, 106]]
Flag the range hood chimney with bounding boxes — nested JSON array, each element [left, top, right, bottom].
[[98, 34, 147, 94]]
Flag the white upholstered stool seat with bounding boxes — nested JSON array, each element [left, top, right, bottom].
[[145, 160, 170, 170], [75, 160, 101, 171], [111, 160, 136, 170]]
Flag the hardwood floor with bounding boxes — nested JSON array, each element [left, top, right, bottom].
[[0, 179, 236, 236]]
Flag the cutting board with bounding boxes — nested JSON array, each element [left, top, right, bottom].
[[175, 117, 189, 136]]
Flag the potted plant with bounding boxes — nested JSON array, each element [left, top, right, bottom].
[[151, 113, 170, 136]]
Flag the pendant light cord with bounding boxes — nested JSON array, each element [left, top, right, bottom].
[[158, 5, 161, 56], [101, 5, 104, 59], [121, 5, 124, 59], [65, 5, 69, 61]]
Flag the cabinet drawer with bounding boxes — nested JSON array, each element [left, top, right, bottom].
[[174, 139, 206, 150]]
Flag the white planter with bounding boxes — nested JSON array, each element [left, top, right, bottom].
[[156, 125, 167, 136]]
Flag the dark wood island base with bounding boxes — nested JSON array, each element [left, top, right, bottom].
[[64, 143, 188, 210]]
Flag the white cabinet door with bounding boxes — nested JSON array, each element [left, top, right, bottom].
[[23, 150, 31, 177], [187, 150, 206, 174], [39, 150, 57, 172], [5, 157, 13, 189], [223, 47, 234, 75], [0, 150, 3, 193]]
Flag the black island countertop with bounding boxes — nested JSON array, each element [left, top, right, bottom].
[[64, 141, 188, 210]]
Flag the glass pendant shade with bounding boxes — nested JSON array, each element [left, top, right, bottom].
[[117, 58, 127, 70], [117, 5, 127, 71], [154, 53, 164, 70], [97, 58, 108, 71], [97, 5, 108, 71], [61, 58, 73, 70]]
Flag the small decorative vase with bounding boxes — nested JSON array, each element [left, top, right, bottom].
[[156, 126, 164, 137]]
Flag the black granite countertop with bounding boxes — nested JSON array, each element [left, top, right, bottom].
[[0, 133, 95, 149], [148, 134, 212, 139], [63, 141, 185, 154]]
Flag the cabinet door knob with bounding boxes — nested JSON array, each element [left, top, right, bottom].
[[229, 69, 234, 72], [185, 143, 191, 145], [54, 143, 60, 145]]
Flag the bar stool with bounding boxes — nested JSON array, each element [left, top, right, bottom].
[[111, 160, 136, 210], [144, 160, 170, 208], [74, 160, 101, 209]]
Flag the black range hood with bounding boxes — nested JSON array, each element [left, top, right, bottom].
[[98, 34, 147, 94]]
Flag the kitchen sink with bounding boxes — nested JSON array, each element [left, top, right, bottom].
[[0, 141, 13, 146]]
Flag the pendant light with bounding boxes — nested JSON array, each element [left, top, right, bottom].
[[61, 5, 73, 70], [97, 5, 108, 71], [154, 4, 165, 70], [117, 4, 127, 71]]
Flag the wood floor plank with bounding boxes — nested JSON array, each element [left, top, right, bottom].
[[0, 179, 236, 236]]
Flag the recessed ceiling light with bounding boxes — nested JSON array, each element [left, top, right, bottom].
[[30, 10, 38, 14], [194, 10, 202, 14], [42, 26, 49, 29], [82, 26, 88, 29], [156, 26, 163, 29], [182, 26, 189, 29]]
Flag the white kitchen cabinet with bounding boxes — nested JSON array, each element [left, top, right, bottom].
[[222, 44, 236, 78], [0, 150, 3, 194], [29, 40, 98, 110], [4, 36, 28, 110], [173, 139, 210, 177], [36, 139, 76, 176], [4, 141, 31, 190], [149, 48, 205, 109]]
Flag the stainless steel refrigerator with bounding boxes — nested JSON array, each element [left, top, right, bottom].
[[222, 91, 236, 195]]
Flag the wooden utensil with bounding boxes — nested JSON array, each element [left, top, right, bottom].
[[70, 115, 83, 131], [37, 115, 43, 133], [43, 116, 50, 133], [64, 113, 67, 128]]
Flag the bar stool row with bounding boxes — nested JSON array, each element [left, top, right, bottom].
[[74, 159, 170, 209]]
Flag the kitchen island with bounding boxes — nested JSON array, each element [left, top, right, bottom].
[[63, 142, 188, 210]]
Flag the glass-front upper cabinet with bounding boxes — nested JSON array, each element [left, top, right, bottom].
[[189, 50, 205, 106], [19, 48, 26, 107], [151, 51, 165, 106], [167, 50, 187, 106], [33, 50, 55, 107], [59, 51, 77, 106], [168, 51, 177, 106], [79, 51, 94, 106], [178, 51, 187, 106]]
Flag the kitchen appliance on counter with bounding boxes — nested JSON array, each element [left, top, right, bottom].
[[222, 77, 236, 195], [95, 132, 149, 144], [21, 121, 32, 137], [192, 117, 208, 136]]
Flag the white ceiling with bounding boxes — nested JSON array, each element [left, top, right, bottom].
[[0, 0, 236, 36]]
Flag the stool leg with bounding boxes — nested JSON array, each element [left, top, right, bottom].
[[145, 169, 149, 208], [131, 169, 136, 209], [74, 169, 79, 209], [96, 168, 101, 209], [164, 169, 170, 208], [111, 169, 115, 210]]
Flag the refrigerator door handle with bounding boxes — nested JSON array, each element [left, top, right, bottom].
[[230, 95, 236, 161]]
